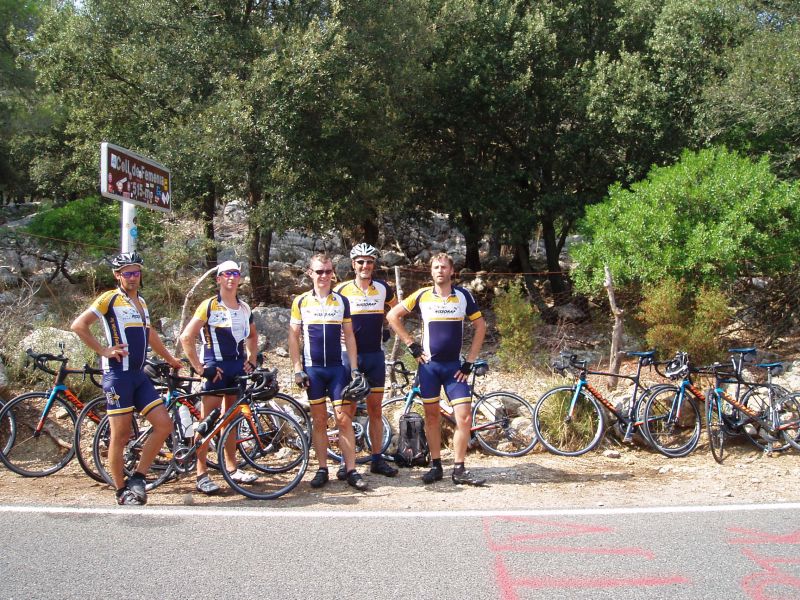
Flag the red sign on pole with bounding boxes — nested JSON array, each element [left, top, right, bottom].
[[99, 142, 172, 212]]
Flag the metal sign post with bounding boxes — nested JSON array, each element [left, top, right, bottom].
[[99, 142, 172, 251]]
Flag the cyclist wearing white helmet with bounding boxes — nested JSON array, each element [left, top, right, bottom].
[[71, 252, 182, 505], [334, 242, 398, 479]]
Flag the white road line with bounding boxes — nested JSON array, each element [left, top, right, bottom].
[[1, 502, 799, 519]]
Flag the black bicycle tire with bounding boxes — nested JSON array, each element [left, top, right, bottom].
[[325, 407, 391, 464], [0, 397, 16, 456], [73, 396, 108, 483], [533, 385, 604, 457], [92, 414, 177, 490], [255, 392, 311, 441], [740, 385, 790, 452], [471, 391, 537, 457], [643, 386, 701, 458], [0, 391, 77, 477], [707, 392, 726, 464], [217, 410, 309, 500], [779, 392, 800, 451]]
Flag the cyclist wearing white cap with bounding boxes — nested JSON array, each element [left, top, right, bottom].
[[180, 260, 259, 494]]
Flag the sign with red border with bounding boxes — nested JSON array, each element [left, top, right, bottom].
[[100, 142, 171, 212]]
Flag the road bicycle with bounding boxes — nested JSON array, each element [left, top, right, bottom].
[[640, 351, 705, 458], [0, 347, 104, 477], [381, 360, 537, 457], [92, 367, 309, 500], [706, 358, 800, 463], [533, 350, 666, 457]]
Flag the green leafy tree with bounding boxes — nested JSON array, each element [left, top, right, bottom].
[[572, 147, 800, 293]]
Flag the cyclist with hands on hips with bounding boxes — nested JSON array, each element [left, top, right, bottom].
[[179, 260, 259, 495], [288, 253, 369, 491], [333, 242, 398, 480], [386, 252, 487, 486], [71, 252, 183, 505]]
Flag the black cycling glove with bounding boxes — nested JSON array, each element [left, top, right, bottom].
[[407, 342, 424, 359], [294, 371, 310, 389], [459, 361, 473, 376]]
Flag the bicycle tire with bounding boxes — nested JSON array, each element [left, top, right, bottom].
[[779, 392, 800, 451], [471, 391, 537, 457], [0, 398, 15, 456], [255, 392, 311, 441], [218, 409, 309, 500], [533, 385, 604, 456], [92, 413, 176, 490], [0, 391, 77, 477], [73, 396, 108, 482], [326, 405, 391, 464], [381, 395, 425, 456], [740, 385, 790, 452], [643, 385, 701, 458], [707, 392, 726, 464]]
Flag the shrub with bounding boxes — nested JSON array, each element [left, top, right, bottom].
[[638, 278, 731, 364], [493, 278, 540, 369]]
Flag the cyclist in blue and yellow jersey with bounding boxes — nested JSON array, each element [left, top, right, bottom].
[[387, 252, 487, 486], [180, 260, 260, 495], [334, 243, 398, 480], [288, 253, 368, 491], [71, 252, 183, 505]]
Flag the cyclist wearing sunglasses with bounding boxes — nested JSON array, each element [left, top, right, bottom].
[[387, 252, 487, 486], [179, 260, 259, 495], [333, 243, 398, 479], [288, 253, 367, 491], [71, 252, 183, 505]]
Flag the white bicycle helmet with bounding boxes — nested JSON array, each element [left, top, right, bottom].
[[110, 251, 144, 271], [350, 243, 380, 260]]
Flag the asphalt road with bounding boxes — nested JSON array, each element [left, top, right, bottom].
[[1, 503, 798, 599]]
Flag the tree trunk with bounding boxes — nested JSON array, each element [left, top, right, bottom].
[[541, 215, 567, 301], [249, 226, 272, 305], [604, 265, 624, 390], [460, 207, 482, 271], [513, 242, 553, 320], [202, 180, 217, 268], [246, 182, 272, 305]]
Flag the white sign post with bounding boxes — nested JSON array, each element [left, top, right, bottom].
[[99, 142, 172, 251]]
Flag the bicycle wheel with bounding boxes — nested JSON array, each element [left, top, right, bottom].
[[218, 409, 309, 500], [707, 392, 726, 464], [255, 392, 311, 441], [74, 396, 108, 482], [92, 414, 176, 490], [381, 396, 424, 456], [533, 385, 604, 456], [779, 393, 800, 451], [326, 405, 391, 464], [740, 385, 790, 452], [0, 398, 15, 456], [643, 386, 701, 458], [0, 392, 77, 477], [471, 391, 537, 457]]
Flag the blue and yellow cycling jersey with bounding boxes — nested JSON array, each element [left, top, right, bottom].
[[192, 294, 253, 362], [400, 285, 482, 362], [90, 287, 151, 372], [334, 279, 396, 354], [290, 290, 351, 367]]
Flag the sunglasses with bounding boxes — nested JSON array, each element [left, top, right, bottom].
[[354, 259, 375, 266], [313, 269, 334, 275], [219, 270, 241, 278], [118, 270, 141, 279]]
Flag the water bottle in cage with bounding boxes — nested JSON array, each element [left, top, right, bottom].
[[177, 402, 194, 439]]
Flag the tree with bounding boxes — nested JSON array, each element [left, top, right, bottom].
[[571, 147, 800, 294], [699, 20, 800, 180]]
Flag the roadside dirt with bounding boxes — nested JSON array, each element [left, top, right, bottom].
[[2, 351, 799, 510], [2, 424, 798, 510]]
